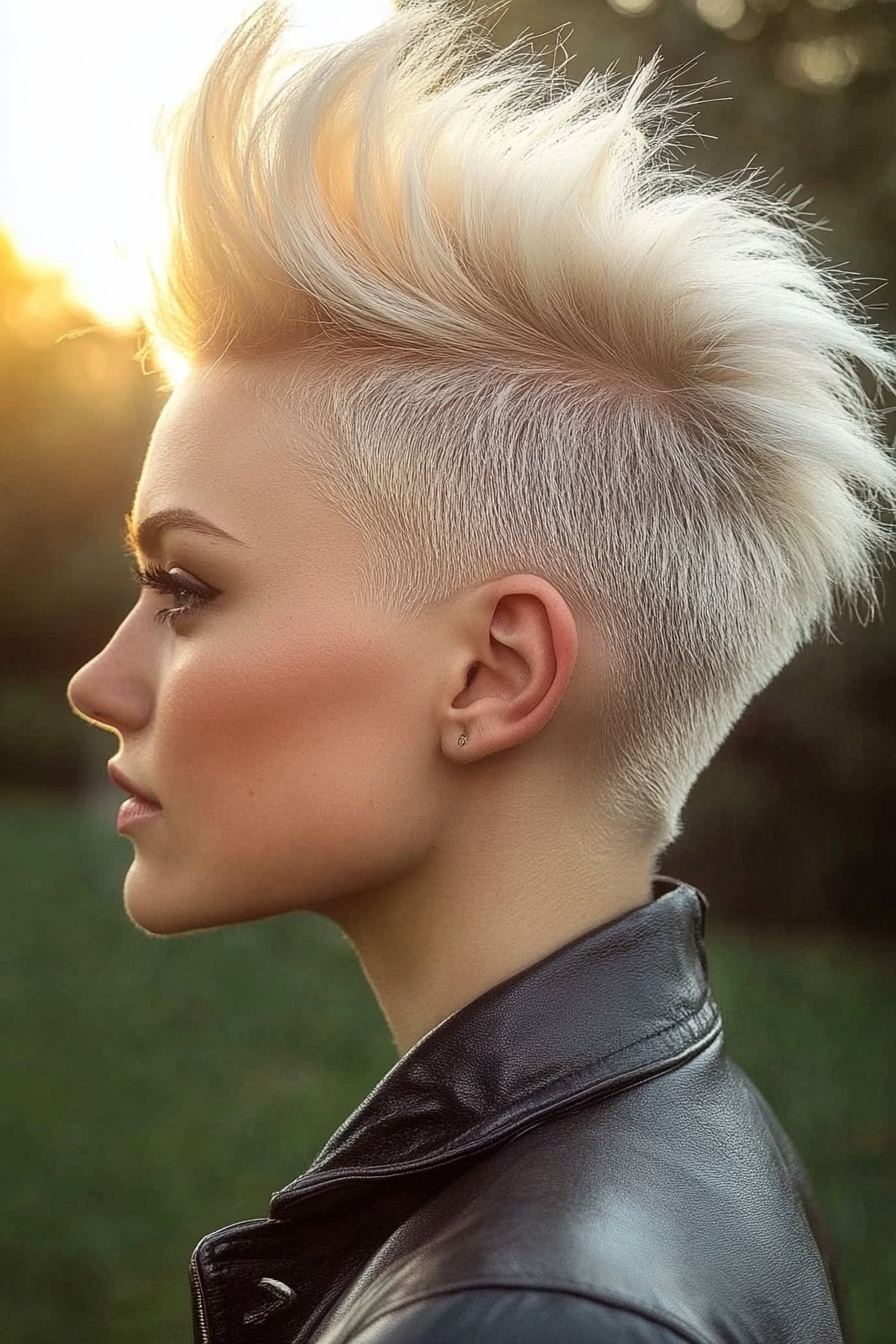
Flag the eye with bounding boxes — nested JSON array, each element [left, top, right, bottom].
[[130, 558, 218, 628]]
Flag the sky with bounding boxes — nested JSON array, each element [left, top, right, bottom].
[[0, 0, 396, 327]]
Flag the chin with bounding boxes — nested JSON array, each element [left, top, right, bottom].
[[122, 867, 232, 937], [124, 897, 206, 937], [121, 861, 299, 935]]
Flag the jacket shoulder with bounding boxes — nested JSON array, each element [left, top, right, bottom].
[[346, 1288, 697, 1344], [317, 1039, 845, 1344]]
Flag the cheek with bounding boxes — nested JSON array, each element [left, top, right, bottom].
[[140, 617, 441, 923]]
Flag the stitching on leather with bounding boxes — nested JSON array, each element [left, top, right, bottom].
[[367, 997, 719, 1173], [428, 991, 720, 1154], [346, 1281, 712, 1344], [288, 1003, 723, 1196]]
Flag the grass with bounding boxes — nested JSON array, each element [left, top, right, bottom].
[[2, 793, 893, 1343]]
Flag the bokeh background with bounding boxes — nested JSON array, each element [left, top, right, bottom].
[[2, 1, 895, 1340]]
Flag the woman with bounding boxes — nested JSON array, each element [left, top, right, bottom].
[[66, 2, 895, 1340]]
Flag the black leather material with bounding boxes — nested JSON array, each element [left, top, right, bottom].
[[189, 878, 849, 1344], [344, 1290, 693, 1342]]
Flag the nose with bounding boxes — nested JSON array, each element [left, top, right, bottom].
[[66, 617, 152, 735]]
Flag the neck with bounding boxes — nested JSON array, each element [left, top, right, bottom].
[[324, 769, 654, 1055]]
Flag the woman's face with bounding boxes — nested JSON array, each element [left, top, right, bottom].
[[67, 361, 452, 936]]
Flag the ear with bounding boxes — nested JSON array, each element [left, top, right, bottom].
[[441, 574, 579, 762]]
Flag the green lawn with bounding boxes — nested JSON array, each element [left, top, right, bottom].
[[2, 794, 893, 1343]]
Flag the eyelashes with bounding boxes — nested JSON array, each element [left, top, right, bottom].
[[130, 558, 218, 627]]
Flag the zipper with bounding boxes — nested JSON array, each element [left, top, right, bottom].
[[188, 1215, 277, 1342], [190, 1246, 211, 1344]]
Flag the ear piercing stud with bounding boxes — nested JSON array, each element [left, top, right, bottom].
[[457, 734, 468, 746]]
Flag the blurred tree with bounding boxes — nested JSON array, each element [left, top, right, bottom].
[[475, 0, 896, 295], [0, 233, 166, 786]]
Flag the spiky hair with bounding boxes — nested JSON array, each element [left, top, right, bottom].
[[149, 0, 896, 854]]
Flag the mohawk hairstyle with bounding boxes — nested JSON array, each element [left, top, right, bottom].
[[149, 0, 896, 855]]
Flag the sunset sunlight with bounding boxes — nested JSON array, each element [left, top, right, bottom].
[[0, 0, 396, 361]]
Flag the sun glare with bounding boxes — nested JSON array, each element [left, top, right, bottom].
[[0, 0, 396, 379]]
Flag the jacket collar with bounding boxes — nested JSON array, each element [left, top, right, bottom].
[[192, 877, 721, 1344], [270, 874, 720, 1217]]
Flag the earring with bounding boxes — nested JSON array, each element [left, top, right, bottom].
[[457, 734, 468, 746]]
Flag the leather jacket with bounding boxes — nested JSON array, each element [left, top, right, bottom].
[[189, 877, 849, 1343]]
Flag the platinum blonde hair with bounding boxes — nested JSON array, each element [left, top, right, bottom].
[[149, 0, 896, 856]]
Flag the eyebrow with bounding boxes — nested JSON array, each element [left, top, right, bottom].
[[122, 507, 247, 559]]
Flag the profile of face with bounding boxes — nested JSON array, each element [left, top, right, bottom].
[[66, 362, 464, 937]]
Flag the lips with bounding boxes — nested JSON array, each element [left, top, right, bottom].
[[108, 760, 160, 806]]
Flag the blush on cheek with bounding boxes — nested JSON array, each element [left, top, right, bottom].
[[133, 618, 438, 928]]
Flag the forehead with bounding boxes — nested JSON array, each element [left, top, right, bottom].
[[139, 365, 266, 491], [134, 363, 312, 536], [130, 361, 370, 588]]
